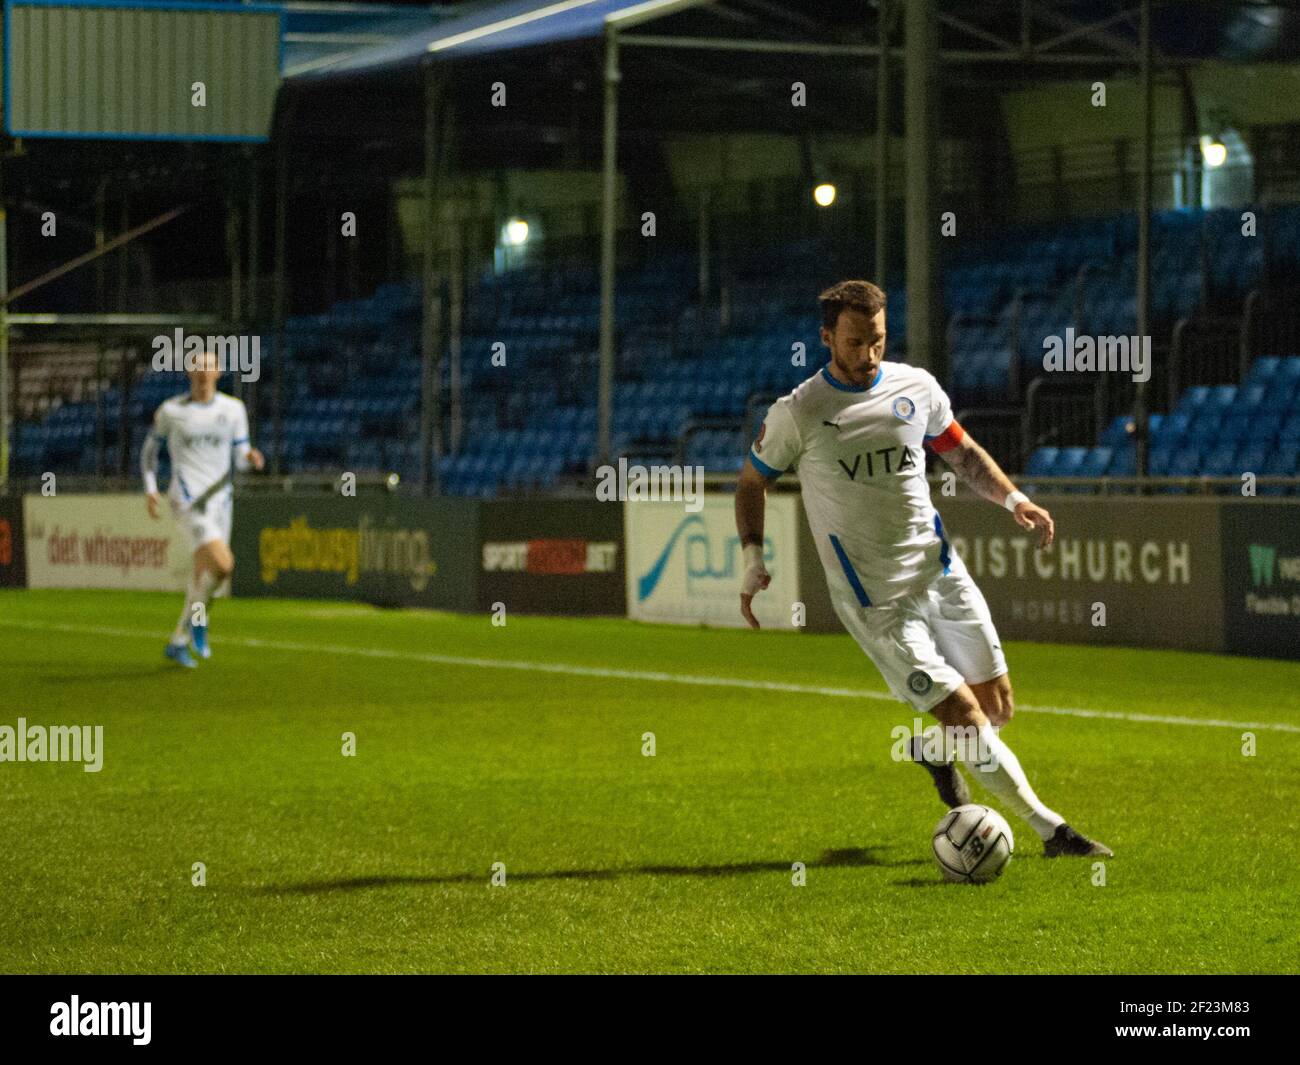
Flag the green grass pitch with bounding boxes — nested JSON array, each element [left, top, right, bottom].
[[1, 588, 1297, 974]]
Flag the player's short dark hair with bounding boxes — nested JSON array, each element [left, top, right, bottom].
[[819, 280, 886, 330]]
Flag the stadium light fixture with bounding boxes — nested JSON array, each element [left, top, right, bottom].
[[813, 183, 837, 208], [1200, 135, 1227, 169], [503, 218, 531, 246]]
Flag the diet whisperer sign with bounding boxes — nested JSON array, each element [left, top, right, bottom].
[[935, 497, 1224, 653]]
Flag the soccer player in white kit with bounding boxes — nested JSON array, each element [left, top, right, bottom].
[[142, 350, 264, 668], [735, 281, 1111, 858]]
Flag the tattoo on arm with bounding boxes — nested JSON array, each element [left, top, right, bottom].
[[942, 438, 1016, 505]]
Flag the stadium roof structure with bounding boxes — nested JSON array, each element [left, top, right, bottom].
[[286, 0, 716, 81], [287, 0, 1300, 86]]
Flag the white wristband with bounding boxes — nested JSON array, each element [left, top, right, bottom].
[[1004, 490, 1029, 512], [742, 543, 765, 571]]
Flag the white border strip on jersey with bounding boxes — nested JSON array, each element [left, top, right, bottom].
[[2, 618, 1297, 735]]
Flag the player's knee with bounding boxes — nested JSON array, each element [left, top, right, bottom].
[[929, 687, 985, 730], [204, 547, 234, 580], [972, 675, 1013, 725]]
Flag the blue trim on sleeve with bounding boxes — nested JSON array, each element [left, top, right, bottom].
[[829, 534, 872, 607], [748, 448, 783, 479], [232, 437, 249, 445], [933, 513, 951, 575]]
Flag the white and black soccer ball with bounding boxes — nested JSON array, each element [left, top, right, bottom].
[[932, 804, 1014, 883]]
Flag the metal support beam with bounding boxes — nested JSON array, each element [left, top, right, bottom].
[[116, 196, 129, 311], [938, 11, 1015, 52], [420, 59, 445, 494], [875, 0, 891, 287], [620, 34, 875, 56], [598, 26, 620, 468], [449, 206, 464, 457], [247, 147, 261, 437], [272, 122, 288, 477], [0, 203, 8, 493], [3, 206, 188, 307], [697, 185, 711, 304], [95, 181, 106, 314], [226, 190, 244, 403], [1134, 0, 1152, 479], [618, 33, 1169, 67], [1033, 6, 1142, 59], [5, 313, 222, 327], [904, 0, 941, 377]]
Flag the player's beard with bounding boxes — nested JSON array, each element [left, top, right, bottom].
[[830, 343, 879, 388]]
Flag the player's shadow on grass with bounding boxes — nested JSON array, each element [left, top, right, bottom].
[[254, 847, 929, 896], [43, 666, 189, 681]]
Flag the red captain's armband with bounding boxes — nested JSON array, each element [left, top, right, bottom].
[[925, 420, 965, 454]]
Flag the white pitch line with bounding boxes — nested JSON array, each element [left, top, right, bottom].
[[3, 618, 1298, 735]]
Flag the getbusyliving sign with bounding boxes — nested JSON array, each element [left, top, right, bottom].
[[230, 494, 479, 610]]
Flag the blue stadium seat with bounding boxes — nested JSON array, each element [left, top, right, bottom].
[[1202, 445, 1237, 478], [1025, 447, 1059, 476], [1259, 378, 1298, 412], [1159, 412, 1191, 445], [1170, 447, 1203, 477], [1080, 446, 1113, 477], [1206, 384, 1237, 409], [1264, 447, 1299, 475], [1218, 414, 1253, 444], [1236, 445, 1268, 476], [1276, 358, 1300, 388], [1175, 385, 1211, 414], [1260, 447, 1299, 496], [1056, 447, 1088, 476], [1248, 413, 1283, 444], [1109, 445, 1137, 476], [1187, 410, 1223, 439], [1101, 415, 1132, 447]]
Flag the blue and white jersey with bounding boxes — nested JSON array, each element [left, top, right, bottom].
[[142, 392, 249, 507], [749, 361, 966, 607]]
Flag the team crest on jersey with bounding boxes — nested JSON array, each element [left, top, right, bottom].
[[892, 396, 916, 421], [907, 670, 933, 695]]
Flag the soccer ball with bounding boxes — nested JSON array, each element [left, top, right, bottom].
[[932, 804, 1014, 883]]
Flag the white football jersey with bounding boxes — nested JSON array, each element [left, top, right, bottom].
[[147, 392, 249, 506], [749, 361, 966, 606]]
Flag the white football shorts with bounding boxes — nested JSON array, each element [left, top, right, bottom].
[[833, 560, 1008, 713], [171, 492, 233, 552]]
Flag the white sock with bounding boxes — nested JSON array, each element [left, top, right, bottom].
[[964, 724, 1065, 842], [171, 570, 218, 644]]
